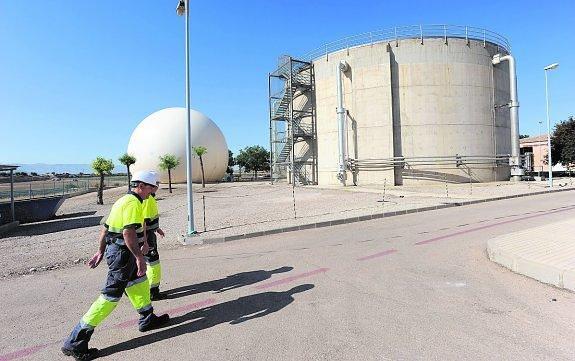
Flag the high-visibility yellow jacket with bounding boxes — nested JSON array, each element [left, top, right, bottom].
[[104, 192, 145, 244], [142, 194, 159, 231]]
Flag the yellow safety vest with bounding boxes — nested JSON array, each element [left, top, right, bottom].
[[142, 195, 159, 231], [104, 192, 145, 244]]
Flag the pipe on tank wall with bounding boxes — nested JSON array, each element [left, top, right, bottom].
[[492, 53, 523, 181], [336, 61, 349, 185]]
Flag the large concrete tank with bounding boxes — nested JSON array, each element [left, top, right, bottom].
[[128, 107, 228, 184], [311, 26, 513, 185]]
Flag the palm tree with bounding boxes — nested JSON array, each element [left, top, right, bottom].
[[158, 154, 179, 193], [192, 146, 208, 188], [118, 153, 136, 191], [92, 157, 114, 204]]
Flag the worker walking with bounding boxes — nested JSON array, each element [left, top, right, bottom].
[[61, 171, 170, 360], [143, 180, 167, 300]]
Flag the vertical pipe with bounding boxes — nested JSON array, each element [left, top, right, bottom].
[[490, 60, 497, 181], [492, 54, 522, 181], [184, 0, 196, 234], [336, 61, 349, 185]]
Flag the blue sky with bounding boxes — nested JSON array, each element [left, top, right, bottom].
[[1, 0, 573, 164]]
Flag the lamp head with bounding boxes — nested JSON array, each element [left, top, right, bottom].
[[544, 63, 559, 71], [176, 0, 186, 16]]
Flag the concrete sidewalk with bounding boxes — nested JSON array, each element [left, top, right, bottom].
[[487, 218, 575, 292]]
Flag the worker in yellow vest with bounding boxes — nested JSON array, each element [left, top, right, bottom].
[[62, 170, 169, 361], [142, 180, 166, 300]]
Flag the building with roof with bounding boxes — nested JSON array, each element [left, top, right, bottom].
[[519, 134, 566, 174]]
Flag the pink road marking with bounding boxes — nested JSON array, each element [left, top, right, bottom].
[[415, 205, 575, 246], [0, 344, 49, 361], [164, 297, 217, 316], [114, 318, 139, 329], [254, 268, 329, 290], [0, 298, 219, 360], [114, 298, 217, 329], [357, 249, 398, 261]]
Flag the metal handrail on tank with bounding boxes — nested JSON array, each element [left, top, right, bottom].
[[347, 155, 513, 170], [302, 24, 511, 61]]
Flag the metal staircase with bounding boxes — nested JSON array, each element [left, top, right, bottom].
[[269, 56, 317, 185]]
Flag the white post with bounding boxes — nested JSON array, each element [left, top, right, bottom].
[[544, 62, 559, 188], [545, 70, 553, 188], [177, 0, 196, 235]]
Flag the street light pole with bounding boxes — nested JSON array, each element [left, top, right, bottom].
[[544, 62, 559, 188], [538, 120, 543, 178], [177, 0, 196, 235]]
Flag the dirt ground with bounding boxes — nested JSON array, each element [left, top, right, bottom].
[[1, 179, 573, 279]]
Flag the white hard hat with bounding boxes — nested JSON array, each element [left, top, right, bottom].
[[131, 170, 158, 186]]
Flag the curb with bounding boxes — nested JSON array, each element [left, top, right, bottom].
[[187, 186, 575, 245], [487, 217, 575, 292], [0, 221, 19, 236]]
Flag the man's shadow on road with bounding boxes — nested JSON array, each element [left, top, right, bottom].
[[98, 284, 314, 357], [164, 266, 294, 299]]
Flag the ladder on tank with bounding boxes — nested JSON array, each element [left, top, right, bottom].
[[268, 56, 317, 185]]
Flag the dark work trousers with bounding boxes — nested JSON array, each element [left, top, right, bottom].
[[144, 231, 160, 263], [144, 231, 162, 291], [63, 242, 154, 352]]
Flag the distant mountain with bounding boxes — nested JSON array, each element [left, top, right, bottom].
[[15, 163, 95, 175]]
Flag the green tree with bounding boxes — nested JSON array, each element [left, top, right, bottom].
[[92, 157, 114, 204], [192, 146, 208, 188], [235, 145, 270, 180], [118, 153, 136, 191], [159, 154, 179, 193], [226, 150, 234, 180], [551, 116, 575, 170]]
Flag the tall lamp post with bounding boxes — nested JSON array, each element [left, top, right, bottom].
[[176, 0, 196, 235], [544, 62, 559, 188], [538, 120, 543, 177]]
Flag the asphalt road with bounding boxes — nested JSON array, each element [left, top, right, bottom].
[[1, 191, 575, 360]]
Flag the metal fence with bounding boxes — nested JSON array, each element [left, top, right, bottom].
[[302, 24, 511, 61], [0, 176, 128, 201]]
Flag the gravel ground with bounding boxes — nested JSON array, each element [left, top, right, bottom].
[[1, 179, 574, 279]]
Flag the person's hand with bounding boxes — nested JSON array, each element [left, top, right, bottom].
[[136, 256, 147, 277], [87, 252, 103, 269], [157, 228, 165, 238], [141, 241, 149, 255]]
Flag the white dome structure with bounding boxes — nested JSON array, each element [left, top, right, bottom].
[[127, 107, 228, 184]]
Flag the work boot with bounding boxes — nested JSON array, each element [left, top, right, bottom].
[[61, 347, 99, 360], [150, 287, 167, 301], [139, 313, 170, 332]]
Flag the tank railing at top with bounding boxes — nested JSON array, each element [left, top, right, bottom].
[[347, 154, 516, 170], [301, 25, 511, 61]]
